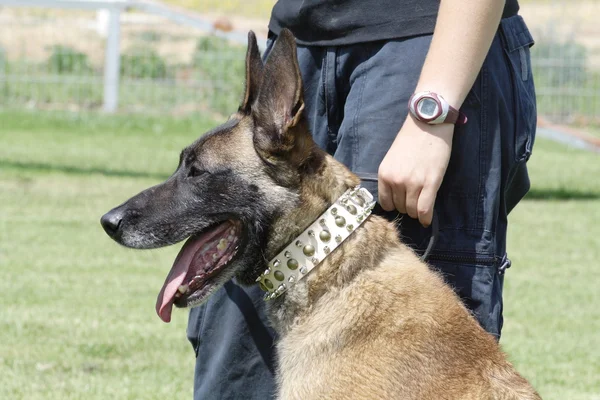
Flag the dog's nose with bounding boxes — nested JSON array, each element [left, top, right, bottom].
[[101, 209, 123, 239]]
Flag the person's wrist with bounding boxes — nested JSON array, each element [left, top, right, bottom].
[[412, 85, 464, 110], [404, 112, 455, 139]]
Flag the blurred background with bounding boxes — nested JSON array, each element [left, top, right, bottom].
[[0, 1, 598, 399]]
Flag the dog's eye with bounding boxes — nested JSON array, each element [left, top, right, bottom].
[[188, 166, 206, 178]]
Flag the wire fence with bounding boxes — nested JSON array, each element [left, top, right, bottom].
[[0, 2, 248, 116], [522, 0, 600, 126], [0, 0, 599, 126]]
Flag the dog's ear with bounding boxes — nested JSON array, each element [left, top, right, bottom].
[[252, 29, 305, 155], [239, 31, 263, 113]]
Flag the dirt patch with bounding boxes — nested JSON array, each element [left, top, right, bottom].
[[0, 7, 251, 67], [2, 2, 598, 66]]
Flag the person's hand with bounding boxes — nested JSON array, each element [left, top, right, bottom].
[[378, 116, 454, 227]]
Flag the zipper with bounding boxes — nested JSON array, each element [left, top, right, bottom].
[[426, 253, 512, 275], [426, 253, 499, 265]]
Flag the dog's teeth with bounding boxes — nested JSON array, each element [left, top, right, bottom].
[[178, 284, 188, 294], [217, 238, 228, 251]]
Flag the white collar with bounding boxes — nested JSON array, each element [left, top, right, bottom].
[[257, 186, 376, 300]]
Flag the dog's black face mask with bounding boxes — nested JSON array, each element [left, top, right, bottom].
[[100, 30, 319, 322]]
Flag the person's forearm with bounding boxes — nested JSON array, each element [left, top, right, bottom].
[[379, 0, 507, 223], [415, 0, 505, 108]]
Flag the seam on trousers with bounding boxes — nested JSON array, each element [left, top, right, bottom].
[[335, 46, 343, 100], [321, 49, 332, 138], [350, 53, 375, 172], [325, 48, 339, 143], [331, 46, 342, 138], [476, 61, 489, 231], [194, 297, 209, 356]]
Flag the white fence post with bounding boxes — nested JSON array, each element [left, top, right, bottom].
[[103, 7, 121, 113]]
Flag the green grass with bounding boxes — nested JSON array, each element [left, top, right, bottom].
[[1, 111, 599, 399], [0, 77, 241, 116], [502, 138, 600, 400], [0, 111, 212, 399]]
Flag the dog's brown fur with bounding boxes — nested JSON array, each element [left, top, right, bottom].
[[262, 150, 540, 399], [102, 29, 541, 399], [251, 31, 541, 400]]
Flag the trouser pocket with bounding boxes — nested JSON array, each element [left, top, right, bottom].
[[428, 256, 506, 340], [500, 15, 537, 163]]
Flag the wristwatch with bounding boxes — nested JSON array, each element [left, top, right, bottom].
[[408, 91, 468, 125]]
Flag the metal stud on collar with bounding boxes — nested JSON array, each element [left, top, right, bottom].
[[256, 186, 376, 300]]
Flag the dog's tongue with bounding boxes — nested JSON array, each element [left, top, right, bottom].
[[155, 236, 199, 323], [155, 222, 232, 323]]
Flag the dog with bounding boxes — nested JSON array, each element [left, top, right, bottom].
[[101, 29, 541, 400]]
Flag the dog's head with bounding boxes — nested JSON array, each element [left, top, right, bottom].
[[100, 30, 353, 322]]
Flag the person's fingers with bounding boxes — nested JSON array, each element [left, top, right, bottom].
[[378, 179, 395, 211], [404, 180, 421, 219], [392, 185, 406, 215], [417, 183, 437, 227]]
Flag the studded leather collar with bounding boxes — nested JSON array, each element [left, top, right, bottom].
[[257, 186, 376, 300]]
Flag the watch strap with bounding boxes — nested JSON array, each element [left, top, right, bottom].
[[445, 106, 468, 125]]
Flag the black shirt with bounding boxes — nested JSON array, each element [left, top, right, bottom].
[[269, 0, 520, 46]]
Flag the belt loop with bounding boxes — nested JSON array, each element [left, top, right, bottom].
[[498, 19, 510, 51]]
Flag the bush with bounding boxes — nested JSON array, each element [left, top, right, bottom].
[[137, 31, 162, 43], [532, 39, 589, 86], [47, 46, 92, 75], [193, 36, 245, 114], [530, 37, 600, 122], [0, 46, 6, 71], [120, 48, 169, 79]]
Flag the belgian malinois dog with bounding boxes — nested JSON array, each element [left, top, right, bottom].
[[101, 30, 541, 399]]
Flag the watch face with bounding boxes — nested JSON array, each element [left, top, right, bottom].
[[417, 97, 440, 118]]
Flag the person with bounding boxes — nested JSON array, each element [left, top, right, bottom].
[[187, 0, 537, 398]]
